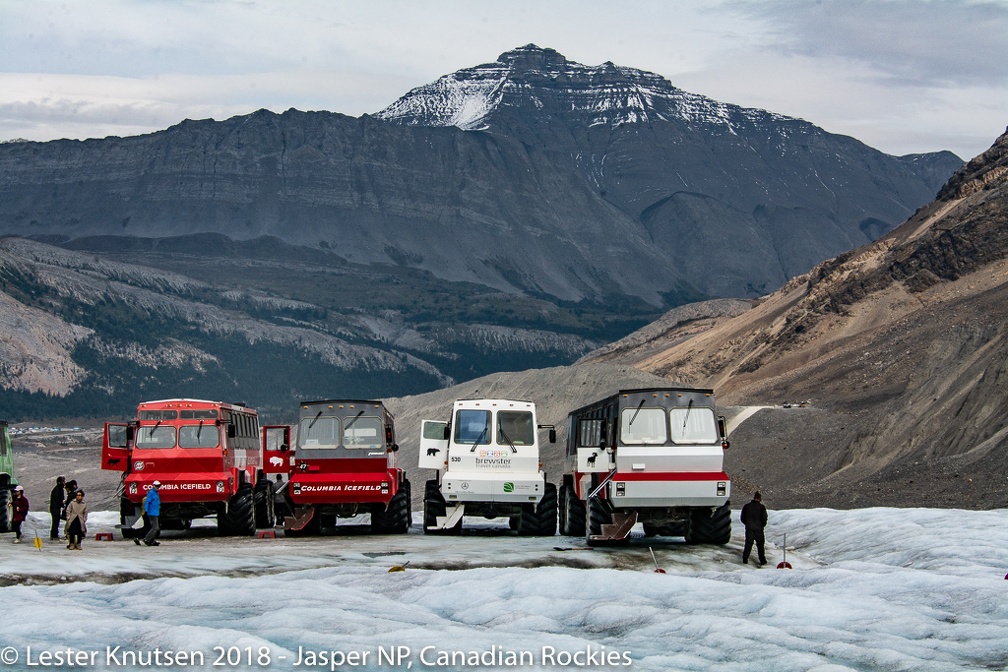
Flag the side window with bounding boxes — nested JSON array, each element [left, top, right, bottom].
[[577, 418, 603, 447]]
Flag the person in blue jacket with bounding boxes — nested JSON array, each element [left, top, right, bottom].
[[139, 481, 161, 547]]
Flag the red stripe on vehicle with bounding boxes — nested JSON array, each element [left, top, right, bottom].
[[614, 471, 729, 482]]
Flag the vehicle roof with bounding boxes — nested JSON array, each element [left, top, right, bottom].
[[299, 399, 385, 408], [567, 387, 716, 416], [137, 399, 256, 412], [452, 398, 536, 409]]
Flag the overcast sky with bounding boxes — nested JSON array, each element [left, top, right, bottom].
[[1, 0, 1006, 159]]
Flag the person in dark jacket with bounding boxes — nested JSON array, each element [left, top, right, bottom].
[[49, 476, 66, 539], [740, 491, 768, 566], [62, 479, 78, 520], [11, 485, 29, 543]]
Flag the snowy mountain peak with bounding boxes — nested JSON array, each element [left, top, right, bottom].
[[376, 45, 791, 131], [496, 44, 569, 71]]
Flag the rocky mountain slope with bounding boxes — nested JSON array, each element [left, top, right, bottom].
[[572, 127, 1008, 509], [0, 236, 596, 419], [379, 45, 962, 297], [0, 45, 966, 421], [1, 46, 959, 306]]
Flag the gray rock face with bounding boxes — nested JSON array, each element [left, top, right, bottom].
[[1, 46, 960, 306]]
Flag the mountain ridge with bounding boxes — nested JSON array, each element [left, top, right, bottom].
[[572, 127, 1008, 508]]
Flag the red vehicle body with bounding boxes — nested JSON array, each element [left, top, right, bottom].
[[102, 399, 287, 536], [280, 399, 410, 535]]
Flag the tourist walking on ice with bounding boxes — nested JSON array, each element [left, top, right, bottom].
[[64, 489, 88, 550], [11, 485, 29, 543], [139, 481, 162, 547]]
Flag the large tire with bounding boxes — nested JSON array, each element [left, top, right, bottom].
[[686, 501, 731, 545], [253, 479, 276, 529], [557, 482, 568, 533], [218, 484, 255, 536], [586, 496, 614, 546], [561, 481, 586, 537], [120, 496, 142, 540], [0, 487, 12, 533], [519, 482, 557, 536], [423, 479, 460, 534], [373, 479, 410, 534]]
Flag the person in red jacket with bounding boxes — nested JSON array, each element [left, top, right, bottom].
[[740, 491, 768, 566], [12, 485, 29, 543]]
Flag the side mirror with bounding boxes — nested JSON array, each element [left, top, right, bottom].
[[279, 443, 289, 453], [227, 424, 237, 439], [443, 426, 450, 441], [548, 429, 557, 444], [126, 425, 135, 444], [390, 443, 400, 452]]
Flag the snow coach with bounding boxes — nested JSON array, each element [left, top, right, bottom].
[[419, 398, 557, 535], [280, 400, 410, 535], [101, 399, 286, 537], [0, 420, 19, 533], [558, 388, 731, 546]]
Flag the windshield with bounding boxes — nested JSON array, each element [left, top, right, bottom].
[[454, 409, 490, 445], [135, 425, 177, 449], [299, 416, 339, 449], [670, 407, 718, 444], [497, 411, 534, 446], [343, 416, 383, 450], [620, 407, 667, 445], [178, 422, 221, 448]]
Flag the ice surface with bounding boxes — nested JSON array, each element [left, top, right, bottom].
[[2, 508, 1006, 671]]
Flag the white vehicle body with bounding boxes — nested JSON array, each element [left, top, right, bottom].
[[419, 398, 556, 535], [559, 388, 732, 545]]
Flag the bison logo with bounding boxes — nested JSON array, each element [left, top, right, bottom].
[[269, 456, 284, 467]]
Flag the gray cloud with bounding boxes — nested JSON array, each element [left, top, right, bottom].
[[732, 0, 1008, 87]]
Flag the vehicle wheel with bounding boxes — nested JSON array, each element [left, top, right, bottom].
[[557, 483, 568, 533], [253, 479, 276, 528], [119, 496, 141, 539], [373, 480, 410, 534], [218, 484, 255, 536], [562, 481, 586, 537], [519, 482, 557, 536], [423, 479, 460, 534], [686, 501, 731, 545], [0, 487, 12, 533], [586, 496, 614, 546]]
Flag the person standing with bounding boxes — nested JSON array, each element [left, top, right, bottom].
[[139, 481, 161, 547], [64, 489, 87, 550], [741, 491, 768, 566], [62, 479, 78, 521], [49, 476, 66, 540], [11, 485, 29, 543]]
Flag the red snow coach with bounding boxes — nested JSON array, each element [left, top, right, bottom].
[[280, 399, 410, 535], [102, 399, 286, 537]]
